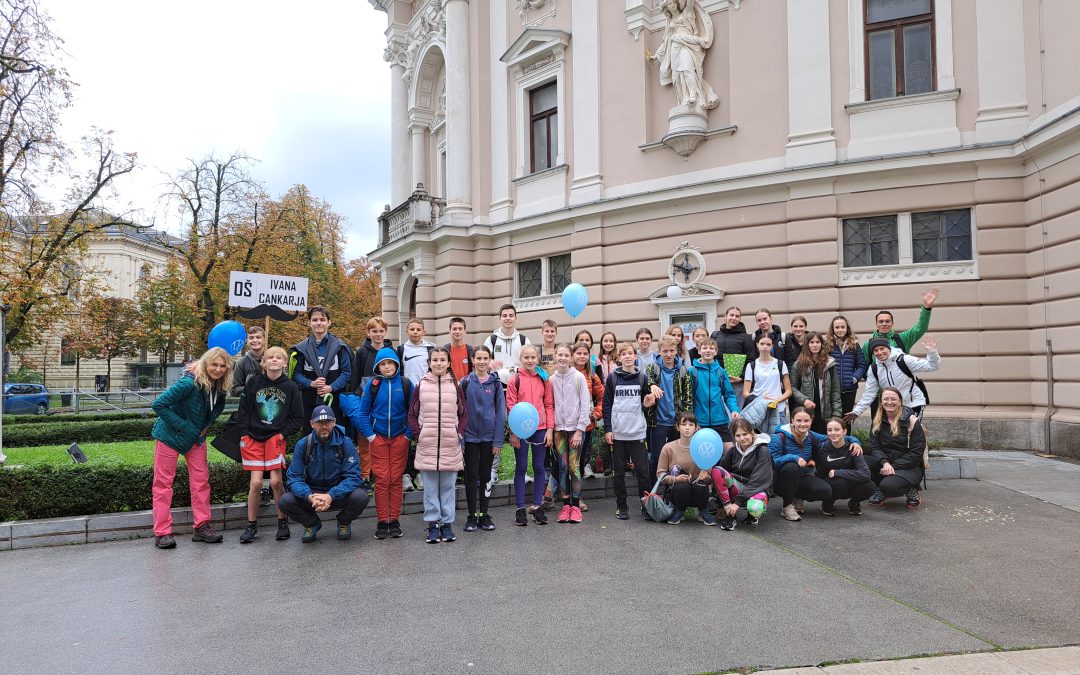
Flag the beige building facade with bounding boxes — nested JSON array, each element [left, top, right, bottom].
[[368, 0, 1080, 454]]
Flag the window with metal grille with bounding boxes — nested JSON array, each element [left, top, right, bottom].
[[518, 259, 542, 298], [530, 82, 558, 173], [843, 215, 899, 267], [865, 0, 935, 100], [912, 209, 972, 262], [548, 254, 571, 294]]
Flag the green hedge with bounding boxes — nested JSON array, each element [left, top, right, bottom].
[[4, 418, 227, 448], [3, 411, 153, 425], [0, 461, 249, 521]]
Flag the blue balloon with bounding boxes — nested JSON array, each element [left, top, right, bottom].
[[508, 402, 540, 439], [690, 428, 724, 469], [208, 320, 247, 356], [561, 283, 589, 318]]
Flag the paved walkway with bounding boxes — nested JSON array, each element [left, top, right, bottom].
[[756, 646, 1080, 674], [2, 452, 1079, 674]]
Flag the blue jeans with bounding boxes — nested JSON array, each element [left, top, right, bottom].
[[514, 429, 547, 508], [420, 470, 457, 524], [647, 424, 678, 478]]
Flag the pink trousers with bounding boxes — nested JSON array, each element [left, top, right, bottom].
[[153, 440, 212, 536]]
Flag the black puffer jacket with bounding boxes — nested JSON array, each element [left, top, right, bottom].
[[869, 406, 925, 484], [711, 322, 754, 361]]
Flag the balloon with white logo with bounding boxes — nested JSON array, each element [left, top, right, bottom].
[[561, 283, 589, 318], [689, 427, 723, 469], [208, 320, 247, 356], [508, 402, 540, 439]]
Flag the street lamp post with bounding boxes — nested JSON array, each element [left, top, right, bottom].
[[0, 303, 10, 463]]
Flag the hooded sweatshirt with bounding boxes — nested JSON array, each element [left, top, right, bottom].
[[549, 367, 591, 433], [235, 371, 304, 441], [486, 328, 531, 379], [340, 347, 411, 441], [769, 426, 861, 474], [813, 437, 871, 482], [852, 346, 940, 417], [717, 432, 774, 500], [690, 358, 739, 427], [351, 337, 393, 393], [645, 355, 693, 428], [602, 366, 649, 441], [461, 370, 507, 444]]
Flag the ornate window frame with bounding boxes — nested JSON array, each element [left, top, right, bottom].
[[501, 29, 570, 179]]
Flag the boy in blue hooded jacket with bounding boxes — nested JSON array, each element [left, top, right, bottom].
[[340, 347, 412, 541]]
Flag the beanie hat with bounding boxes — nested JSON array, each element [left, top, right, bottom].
[[868, 337, 891, 352]]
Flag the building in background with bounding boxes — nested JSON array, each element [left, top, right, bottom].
[[367, 0, 1080, 453], [10, 223, 180, 390]]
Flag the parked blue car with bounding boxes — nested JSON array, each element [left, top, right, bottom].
[[2, 383, 50, 415]]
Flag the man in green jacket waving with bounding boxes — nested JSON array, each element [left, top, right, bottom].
[[863, 288, 939, 363]]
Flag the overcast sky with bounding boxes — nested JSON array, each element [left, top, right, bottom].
[[44, 0, 391, 260]]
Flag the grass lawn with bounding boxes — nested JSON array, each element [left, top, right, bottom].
[[4, 439, 236, 467]]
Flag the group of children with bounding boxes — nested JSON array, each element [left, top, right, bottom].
[[150, 289, 942, 547]]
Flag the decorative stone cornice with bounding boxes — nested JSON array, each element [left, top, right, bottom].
[[626, 0, 742, 40], [840, 261, 978, 286]]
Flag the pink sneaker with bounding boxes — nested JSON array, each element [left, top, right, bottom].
[[568, 506, 583, 523], [557, 504, 573, 523]]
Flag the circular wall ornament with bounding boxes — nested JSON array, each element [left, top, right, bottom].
[[667, 242, 706, 290]]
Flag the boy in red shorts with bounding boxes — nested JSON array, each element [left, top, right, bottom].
[[237, 345, 305, 542]]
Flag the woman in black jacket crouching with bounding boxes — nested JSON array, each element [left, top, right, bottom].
[[866, 387, 926, 509]]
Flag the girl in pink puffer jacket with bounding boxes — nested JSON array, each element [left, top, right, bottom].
[[408, 348, 467, 544]]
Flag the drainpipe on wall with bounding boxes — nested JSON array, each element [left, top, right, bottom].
[[1045, 339, 1054, 454]]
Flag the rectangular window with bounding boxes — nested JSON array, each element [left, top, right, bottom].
[[60, 337, 77, 366], [518, 259, 542, 298], [548, 254, 572, 295], [911, 209, 972, 263], [843, 215, 899, 267], [529, 82, 558, 173], [865, 0, 935, 100]]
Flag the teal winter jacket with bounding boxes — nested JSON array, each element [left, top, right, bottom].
[[151, 375, 227, 454]]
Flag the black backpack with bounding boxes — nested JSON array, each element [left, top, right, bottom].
[[871, 355, 930, 405]]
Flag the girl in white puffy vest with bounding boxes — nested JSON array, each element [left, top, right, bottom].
[[407, 347, 468, 544]]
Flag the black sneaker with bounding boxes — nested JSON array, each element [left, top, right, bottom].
[[531, 506, 548, 525], [479, 513, 496, 531], [374, 521, 389, 540], [426, 522, 441, 543], [388, 520, 403, 538], [848, 501, 863, 516], [869, 490, 886, 506], [515, 508, 528, 526], [719, 516, 737, 531], [239, 524, 257, 543], [191, 524, 223, 543], [275, 518, 290, 540], [821, 501, 838, 517], [464, 515, 479, 532], [155, 534, 176, 549], [615, 508, 630, 521], [741, 514, 759, 526], [441, 524, 456, 542], [905, 488, 921, 509], [641, 508, 654, 522]]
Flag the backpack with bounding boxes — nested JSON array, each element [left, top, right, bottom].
[[367, 376, 412, 410], [302, 431, 345, 466], [745, 358, 786, 387], [870, 355, 930, 405]]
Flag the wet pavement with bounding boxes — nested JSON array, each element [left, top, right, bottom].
[[2, 454, 1080, 674]]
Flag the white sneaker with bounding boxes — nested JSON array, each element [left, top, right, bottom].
[[583, 464, 596, 479], [524, 474, 534, 484], [402, 474, 414, 492], [412, 474, 424, 491], [782, 504, 802, 522]]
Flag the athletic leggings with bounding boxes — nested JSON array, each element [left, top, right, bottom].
[[821, 476, 876, 504], [710, 466, 768, 509], [463, 441, 497, 515], [774, 462, 832, 507], [514, 428, 547, 508], [554, 430, 582, 501], [667, 481, 710, 510]]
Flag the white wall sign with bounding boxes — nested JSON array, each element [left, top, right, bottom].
[[228, 271, 309, 311]]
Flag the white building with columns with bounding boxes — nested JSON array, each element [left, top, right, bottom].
[[367, 0, 1080, 455]]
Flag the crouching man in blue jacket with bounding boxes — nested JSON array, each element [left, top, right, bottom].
[[279, 405, 369, 543]]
